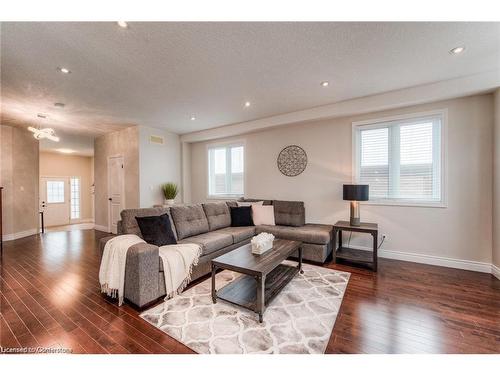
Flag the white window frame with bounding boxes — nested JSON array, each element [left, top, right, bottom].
[[352, 109, 447, 208], [206, 140, 246, 199], [46, 180, 65, 204], [70, 176, 81, 220]]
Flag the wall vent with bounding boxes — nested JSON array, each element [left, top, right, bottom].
[[149, 135, 165, 145]]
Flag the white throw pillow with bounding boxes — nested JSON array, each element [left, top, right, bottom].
[[251, 205, 275, 226], [237, 201, 264, 207]]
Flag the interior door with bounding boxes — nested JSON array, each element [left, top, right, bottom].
[[40, 177, 70, 227], [108, 155, 124, 234]]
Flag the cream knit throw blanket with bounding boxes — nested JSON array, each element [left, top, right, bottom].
[[158, 243, 202, 299], [99, 234, 202, 305], [99, 235, 145, 306]]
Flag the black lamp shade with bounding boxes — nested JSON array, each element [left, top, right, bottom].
[[343, 184, 369, 201]]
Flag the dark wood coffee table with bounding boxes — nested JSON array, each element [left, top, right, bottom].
[[211, 239, 302, 323]]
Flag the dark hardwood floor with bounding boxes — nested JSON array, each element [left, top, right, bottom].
[[1, 229, 499, 354]]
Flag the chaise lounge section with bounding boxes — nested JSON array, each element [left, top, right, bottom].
[[99, 199, 333, 308]]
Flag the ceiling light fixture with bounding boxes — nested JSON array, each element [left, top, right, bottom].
[[190, 116, 196, 121], [27, 127, 60, 142], [244, 101, 251, 108], [57, 67, 71, 74], [321, 81, 329, 87], [117, 21, 128, 28], [37, 113, 48, 119], [54, 102, 65, 108], [449, 46, 465, 55]]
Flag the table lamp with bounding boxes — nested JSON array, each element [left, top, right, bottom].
[[343, 184, 369, 226]]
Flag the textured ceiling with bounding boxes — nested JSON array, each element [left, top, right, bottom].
[[39, 129, 94, 157], [1, 22, 499, 136]]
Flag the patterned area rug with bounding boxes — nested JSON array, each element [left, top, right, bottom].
[[140, 262, 350, 354]]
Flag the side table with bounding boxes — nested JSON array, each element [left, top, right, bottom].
[[333, 220, 378, 271]]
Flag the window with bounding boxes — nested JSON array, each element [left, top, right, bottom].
[[353, 111, 444, 206], [46, 181, 65, 203], [208, 144, 244, 197], [70, 177, 80, 219]]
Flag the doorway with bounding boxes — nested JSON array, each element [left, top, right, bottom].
[[38, 131, 95, 234]]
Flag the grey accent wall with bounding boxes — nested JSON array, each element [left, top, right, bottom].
[[94, 126, 139, 229], [189, 94, 494, 264], [0, 125, 39, 237]]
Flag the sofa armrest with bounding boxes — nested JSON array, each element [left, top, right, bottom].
[[124, 242, 160, 309], [117, 220, 124, 235], [98, 235, 117, 256]]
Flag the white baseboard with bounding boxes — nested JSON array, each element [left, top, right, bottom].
[[70, 218, 94, 224], [492, 264, 500, 280], [343, 244, 493, 274], [94, 224, 110, 233], [379, 248, 492, 273], [3, 228, 39, 242]]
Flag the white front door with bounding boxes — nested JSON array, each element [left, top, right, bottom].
[[108, 155, 124, 234], [40, 177, 71, 227]]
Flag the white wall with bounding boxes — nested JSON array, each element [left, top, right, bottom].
[[493, 89, 500, 269], [189, 94, 494, 265], [139, 126, 181, 207], [181, 142, 192, 204]]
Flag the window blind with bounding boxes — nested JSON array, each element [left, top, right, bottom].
[[355, 114, 443, 204], [208, 144, 244, 197]]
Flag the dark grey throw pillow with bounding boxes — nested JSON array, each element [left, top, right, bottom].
[[135, 213, 177, 247], [230, 206, 254, 227]]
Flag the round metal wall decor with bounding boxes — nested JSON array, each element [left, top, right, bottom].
[[277, 145, 308, 177]]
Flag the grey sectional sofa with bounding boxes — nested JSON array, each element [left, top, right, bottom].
[[99, 199, 333, 309]]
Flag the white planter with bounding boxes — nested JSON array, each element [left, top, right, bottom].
[[164, 199, 175, 206]]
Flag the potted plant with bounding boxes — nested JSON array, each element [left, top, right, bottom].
[[162, 183, 178, 206]]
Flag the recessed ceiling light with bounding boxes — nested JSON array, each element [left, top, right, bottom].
[[56, 149, 75, 154], [244, 101, 251, 108], [321, 81, 329, 87], [449, 46, 465, 55], [117, 21, 128, 28], [54, 102, 65, 108], [57, 67, 71, 74], [190, 116, 196, 121]]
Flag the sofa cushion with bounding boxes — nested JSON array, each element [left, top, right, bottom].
[[170, 205, 210, 240], [178, 232, 233, 256], [230, 206, 254, 227], [237, 201, 263, 207], [239, 198, 273, 206], [120, 207, 177, 240], [214, 226, 256, 243], [252, 205, 275, 226], [202, 202, 231, 231], [135, 213, 177, 247], [256, 224, 332, 245], [273, 200, 305, 227]]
